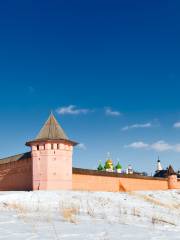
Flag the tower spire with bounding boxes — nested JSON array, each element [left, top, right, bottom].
[[157, 157, 162, 171], [35, 113, 68, 140], [26, 113, 77, 146]]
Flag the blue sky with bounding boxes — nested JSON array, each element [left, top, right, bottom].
[[0, 0, 180, 174]]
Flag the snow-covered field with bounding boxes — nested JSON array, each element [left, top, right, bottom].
[[0, 190, 180, 239]]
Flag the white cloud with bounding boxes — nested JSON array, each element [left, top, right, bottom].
[[173, 122, 180, 128], [105, 107, 122, 116], [77, 143, 87, 150], [56, 105, 90, 115], [122, 122, 152, 131], [125, 140, 180, 152], [125, 141, 149, 149], [151, 141, 173, 152], [174, 144, 180, 152]]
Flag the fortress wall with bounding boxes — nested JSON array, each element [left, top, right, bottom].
[[72, 174, 120, 192], [72, 169, 169, 192], [0, 162, 174, 192], [119, 177, 168, 191], [176, 180, 180, 189], [0, 158, 32, 191]]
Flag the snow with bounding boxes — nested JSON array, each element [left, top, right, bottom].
[[0, 190, 180, 239]]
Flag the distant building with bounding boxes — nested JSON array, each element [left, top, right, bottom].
[[154, 159, 177, 178]]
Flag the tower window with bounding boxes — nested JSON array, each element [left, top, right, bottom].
[[37, 145, 39, 151], [51, 144, 53, 150]]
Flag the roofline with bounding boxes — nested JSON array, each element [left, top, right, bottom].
[[72, 168, 168, 181], [0, 152, 31, 165], [26, 138, 78, 147]]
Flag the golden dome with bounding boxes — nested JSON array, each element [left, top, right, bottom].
[[106, 159, 113, 164]]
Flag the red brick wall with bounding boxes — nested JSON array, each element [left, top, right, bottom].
[[119, 177, 168, 191], [0, 158, 32, 191], [72, 174, 120, 192], [0, 161, 173, 192], [72, 173, 169, 192]]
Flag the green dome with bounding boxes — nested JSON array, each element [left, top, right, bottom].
[[116, 162, 122, 170], [97, 161, 104, 171]]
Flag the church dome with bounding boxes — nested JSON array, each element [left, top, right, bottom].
[[104, 159, 114, 170], [106, 159, 113, 165]]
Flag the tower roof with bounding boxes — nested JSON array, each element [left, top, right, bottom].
[[167, 165, 176, 176], [36, 113, 68, 140], [26, 113, 78, 146]]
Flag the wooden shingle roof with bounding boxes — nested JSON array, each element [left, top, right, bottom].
[[26, 113, 78, 146], [0, 152, 31, 165], [36, 113, 68, 141]]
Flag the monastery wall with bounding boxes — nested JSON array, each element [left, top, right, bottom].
[[0, 161, 177, 192], [72, 174, 120, 192], [177, 180, 180, 188], [0, 158, 32, 191], [119, 177, 168, 191], [72, 168, 169, 192]]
